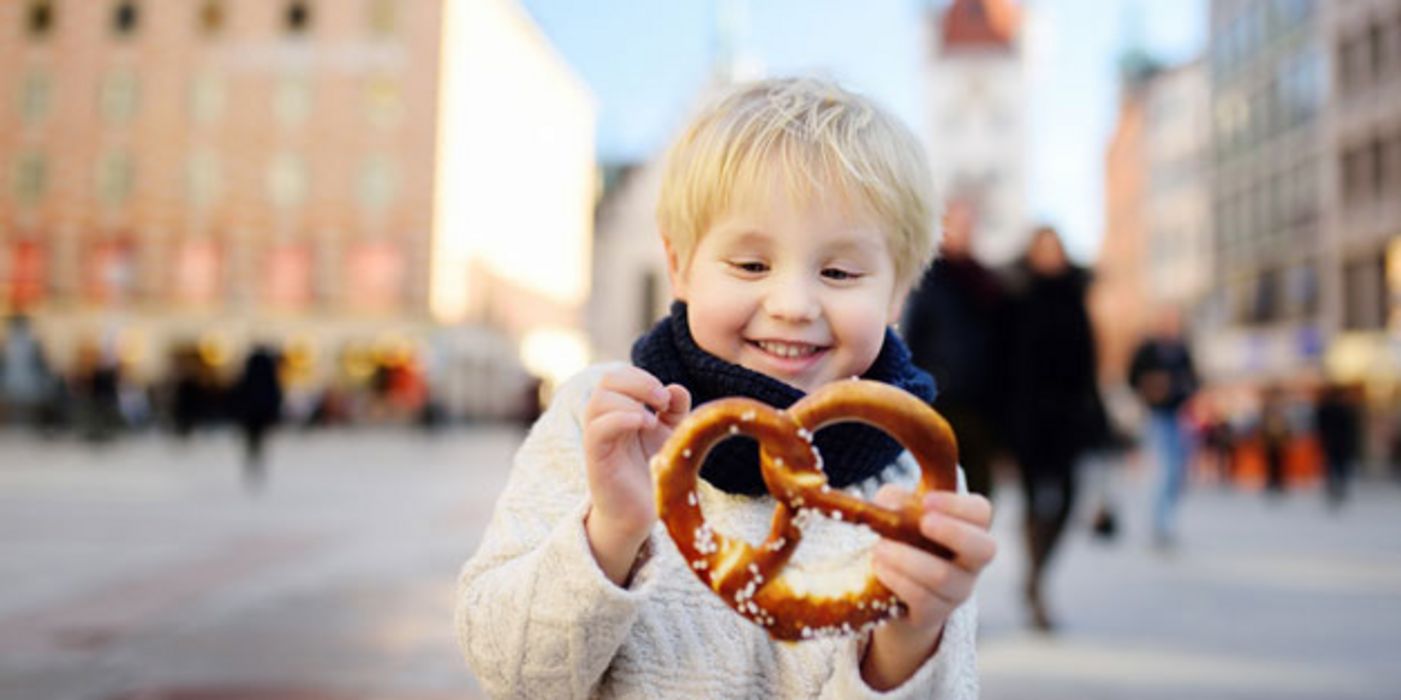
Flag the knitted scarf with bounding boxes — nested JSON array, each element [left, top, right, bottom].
[[630, 301, 938, 496]]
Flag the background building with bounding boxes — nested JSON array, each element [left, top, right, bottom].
[[1094, 56, 1212, 386], [1199, 0, 1327, 383], [0, 0, 595, 409], [924, 0, 1028, 265]]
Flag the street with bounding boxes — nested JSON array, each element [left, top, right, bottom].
[[1, 427, 1398, 699]]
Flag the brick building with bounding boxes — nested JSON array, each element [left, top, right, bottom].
[[0, 0, 595, 399]]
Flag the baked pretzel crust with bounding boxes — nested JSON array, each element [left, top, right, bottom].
[[652, 379, 958, 641]]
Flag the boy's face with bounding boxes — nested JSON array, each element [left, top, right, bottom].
[[666, 179, 902, 394]]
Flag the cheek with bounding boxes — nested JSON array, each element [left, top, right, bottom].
[[685, 283, 752, 354], [829, 294, 893, 358]]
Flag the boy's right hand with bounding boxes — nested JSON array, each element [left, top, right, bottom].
[[582, 367, 691, 585]]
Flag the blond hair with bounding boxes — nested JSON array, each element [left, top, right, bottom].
[[656, 77, 938, 290]]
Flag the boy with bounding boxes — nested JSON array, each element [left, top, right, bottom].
[[457, 78, 995, 699]]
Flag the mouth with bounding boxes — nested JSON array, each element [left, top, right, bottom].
[[749, 339, 829, 360]]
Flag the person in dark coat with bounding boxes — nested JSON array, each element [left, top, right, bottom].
[[231, 345, 283, 491], [1004, 226, 1105, 632], [901, 200, 1008, 499], [1128, 306, 1199, 547], [1315, 382, 1360, 509]]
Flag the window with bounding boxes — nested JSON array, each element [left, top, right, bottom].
[[267, 152, 308, 207], [189, 73, 224, 123], [368, 0, 396, 36], [1371, 137, 1388, 202], [274, 75, 312, 125], [1341, 146, 1362, 204], [96, 151, 135, 207], [186, 151, 220, 208], [285, 1, 312, 35], [26, 0, 54, 39], [13, 152, 47, 206], [199, 0, 225, 35], [112, 1, 139, 37], [1344, 254, 1387, 330], [357, 154, 398, 212], [364, 75, 402, 128], [19, 70, 52, 124], [1369, 21, 1386, 78], [1284, 263, 1318, 318], [1251, 269, 1279, 324], [99, 69, 140, 123]]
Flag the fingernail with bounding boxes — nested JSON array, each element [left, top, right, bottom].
[[652, 387, 669, 404]]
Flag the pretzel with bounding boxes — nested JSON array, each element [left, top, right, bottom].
[[652, 379, 958, 641]]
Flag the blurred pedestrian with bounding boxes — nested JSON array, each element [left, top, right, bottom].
[[1315, 382, 1360, 510], [902, 199, 1009, 499], [1260, 386, 1290, 497], [1128, 306, 1199, 549], [73, 338, 123, 442], [1, 314, 53, 429], [231, 345, 283, 491], [1004, 226, 1105, 631]]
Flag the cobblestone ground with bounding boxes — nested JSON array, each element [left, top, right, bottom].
[[1, 428, 1398, 699]]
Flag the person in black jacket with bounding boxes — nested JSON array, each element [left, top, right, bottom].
[[1004, 226, 1105, 632], [1315, 382, 1360, 510], [902, 200, 1008, 499], [231, 345, 283, 491], [1128, 307, 1199, 548]]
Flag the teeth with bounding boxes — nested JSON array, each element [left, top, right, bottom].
[[757, 341, 819, 358]]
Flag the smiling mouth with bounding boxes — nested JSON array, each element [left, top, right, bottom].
[[752, 339, 827, 359]]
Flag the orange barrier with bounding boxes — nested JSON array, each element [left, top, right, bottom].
[[1226, 435, 1324, 490]]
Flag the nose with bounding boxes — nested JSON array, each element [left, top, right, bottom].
[[762, 272, 820, 324]]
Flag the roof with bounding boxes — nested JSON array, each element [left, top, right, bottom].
[[939, 0, 1021, 52]]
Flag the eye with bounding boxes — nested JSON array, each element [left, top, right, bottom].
[[821, 267, 862, 281], [728, 260, 768, 275]]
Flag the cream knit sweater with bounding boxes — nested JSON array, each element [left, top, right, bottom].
[[456, 364, 980, 699]]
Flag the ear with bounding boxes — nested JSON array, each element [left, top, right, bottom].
[[663, 235, 688, 301]]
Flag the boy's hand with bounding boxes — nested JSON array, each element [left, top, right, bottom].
[[862, 486, 996, 690], [582, 367, 691, 585]]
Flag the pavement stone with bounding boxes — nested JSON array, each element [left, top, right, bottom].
[[1, 427, 1398, 699]]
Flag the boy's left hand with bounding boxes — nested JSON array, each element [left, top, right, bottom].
[[862, 486, 996, 690]]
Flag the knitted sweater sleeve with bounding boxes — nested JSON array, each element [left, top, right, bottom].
[[455, 365, 648, 700]]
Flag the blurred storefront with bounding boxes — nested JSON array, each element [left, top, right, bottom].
[[1197, 0, 1400, 471], [0, 0, 595, 419]]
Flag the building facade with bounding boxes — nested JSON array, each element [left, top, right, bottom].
[[1200, 0, 1328, 382], [1322, 0, 1401, 380], [1095, 60, 1154, 386], [924, 0, 1028, 265], [0, 0, 595, 400]]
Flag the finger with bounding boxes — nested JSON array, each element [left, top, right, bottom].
[[657, 384, 691, 427], [585, 410, 652, 457], [923, 491, 993, 529], [919, 511, 998, 571], [586, 388, 659, 427], [874, 540, 970, 610], [598, 367, 670, 412], [873, 483, 912, 510], [872, 545, 960, 622]]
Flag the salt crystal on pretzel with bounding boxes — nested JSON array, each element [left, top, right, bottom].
[[653, 380, 959, 641]]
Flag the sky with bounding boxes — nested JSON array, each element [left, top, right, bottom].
[[518, 0, 1208, 262]]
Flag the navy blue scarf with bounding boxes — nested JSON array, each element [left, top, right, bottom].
[[631, 302, 938, 496]]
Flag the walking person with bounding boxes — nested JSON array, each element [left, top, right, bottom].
[[902, 200, 1009, 499], [231, 345, 283, 492], [1004, 226, 1104, 632], [1128, 306, 1199, 549], [1315, 382, 1360, 510]]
